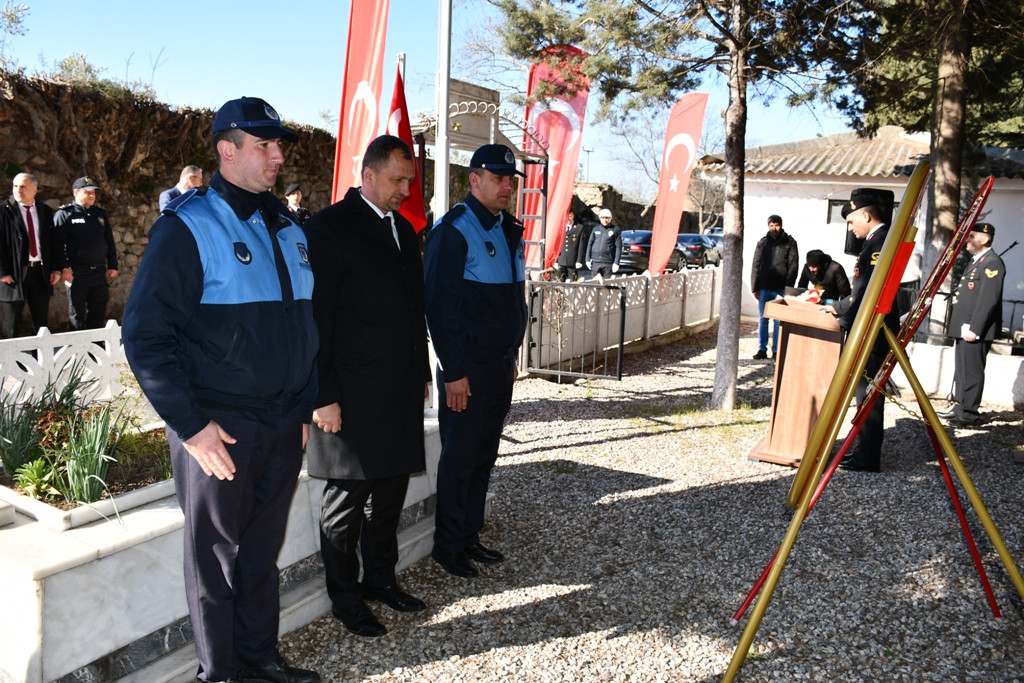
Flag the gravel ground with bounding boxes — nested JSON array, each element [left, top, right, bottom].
[[280, 324, 1024, 682]]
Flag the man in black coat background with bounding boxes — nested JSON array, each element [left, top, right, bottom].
[[797, 249, 851, 304], [1, 173, 63, 338], [304, 135, 430, 639], [555, 210, 589, 281]]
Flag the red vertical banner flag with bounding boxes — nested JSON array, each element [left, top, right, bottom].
[[386, 67, 428, 232], [332, 0, 391, 203], [522, 46, 589, 273], [649, 93, 709, 274]]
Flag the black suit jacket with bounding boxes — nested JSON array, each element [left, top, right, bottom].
[[303, 187, 430, 480], [0, 196, 61, 303]]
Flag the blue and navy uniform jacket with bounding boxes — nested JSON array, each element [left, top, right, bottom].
[[122, 172, 318, 441], [423, 193, 528, 383]]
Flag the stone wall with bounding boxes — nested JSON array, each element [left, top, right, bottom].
[[0, 73, 336, 328]]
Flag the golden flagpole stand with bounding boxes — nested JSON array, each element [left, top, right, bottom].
[[722, 167, 1023, 682]]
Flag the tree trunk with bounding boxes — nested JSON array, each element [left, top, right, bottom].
[[711, 0, 749, 411], [923, 5, 968, 327]]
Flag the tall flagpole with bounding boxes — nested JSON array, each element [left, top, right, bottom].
[[433, 0, 452, 217]]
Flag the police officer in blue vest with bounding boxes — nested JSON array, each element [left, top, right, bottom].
[[123, 97, 320, 683], [424, 143, 528, 578]]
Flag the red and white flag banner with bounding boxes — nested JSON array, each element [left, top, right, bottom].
[[386, 66, 428, 232], [649, 92, 709, 274], [332, 0, 391, 203], [522, 45, 589, 272]]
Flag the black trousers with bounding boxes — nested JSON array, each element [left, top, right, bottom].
[[591, 261, 614, 278], [850, 349, 885, 470], [953, 338, 991, 415], [319, 474, 410, 607], [67, 267, 109, 330], [168, 406, 304, 683], [434, 358, 515, 553], [555, 264, 579, 282], [0, 264, 49, 338]]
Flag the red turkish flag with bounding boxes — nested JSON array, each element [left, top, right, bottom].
[[522, 46, 589, 273], [386, 67, 428, 232], [649, 93, 709, 274], [332, 0, 391, 203]]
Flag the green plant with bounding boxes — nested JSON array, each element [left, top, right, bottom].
[[116, 428, 172, 480], [14, 458, 61, 500], [0, 388, 41, 474], [50, 402, 126, 504]]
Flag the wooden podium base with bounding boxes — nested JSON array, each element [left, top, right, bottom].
[[748, 298, 843, 467]]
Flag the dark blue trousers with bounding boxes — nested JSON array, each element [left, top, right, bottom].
[[168, 406, 303, 682], [434, 359, 515, 553]]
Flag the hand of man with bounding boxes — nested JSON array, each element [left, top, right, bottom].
[[445, 377, 471, 412], [612, 264, 619, 273], [302, 423, 310, 450], [963, 330, 979, 343], [313, 403, 342, 432], [0, 275, 13, 285], [752, 290, 759, 300], [49, 271, 61, 286], [586, 261, 592, 269], [183, 420, 238, 480], [107, 269, 118, 279], [575, 262, 582, 269], [823, 304, 837, 315], [62, 267, 73, 283]]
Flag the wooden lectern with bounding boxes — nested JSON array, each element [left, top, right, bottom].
[[749, 298, 843, 466]]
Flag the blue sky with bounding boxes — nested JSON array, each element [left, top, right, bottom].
[[9, 0, 851, 197]]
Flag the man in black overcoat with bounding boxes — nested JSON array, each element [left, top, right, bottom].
[[1, 173, 63, 338], [304, 135, 430, 638], [555, 210, 588, 281], [824, 189, 900, 473], [939, 222, 1005, 426]]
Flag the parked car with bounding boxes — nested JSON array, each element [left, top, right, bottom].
[[676, 233, 722, 268], [618, 230, 685, 274], [708, 234, 724, 254]]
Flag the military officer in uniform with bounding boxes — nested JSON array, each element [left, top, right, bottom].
[[554, 211, 589, 281], [939, 222, 1005, 426], [53, 176, 118, 330], [824, 188, 899, 473], [585, 208, 622, 278]]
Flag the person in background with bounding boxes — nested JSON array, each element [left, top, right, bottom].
[[585, 208, 622, 278], [824, 189, 899, 473], [938, 222, 1005, 427], [284, 182, 311, 225], [304, 135, 430, 638], [750, 214, 798, 360], [159, 165, 204, 210], [122, 96, 320, 683], [1, 173, 62, 338], [53, 176, 118, 330], [423, 143, 528, 579], [555, 210, 588, 282], [797, 249, 850, 304]]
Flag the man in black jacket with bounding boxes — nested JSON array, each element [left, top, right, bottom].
[[824, 189, 899, 473], [1, 173, 62, 338], [585, 208, 622, 278], [750, 214, 798, 359], [797, 249, 850, 304], [939, 222, 1005, 426], [304, 135, 430, 638], [555, 211, 589, 281], [53, 176, 118, 330]]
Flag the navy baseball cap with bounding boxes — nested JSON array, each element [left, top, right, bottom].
[[73, 176, 100, 191], [212, 97, 298, 143], [470, 144, 525, 177]]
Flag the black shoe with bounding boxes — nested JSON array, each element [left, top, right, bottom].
[[838, 459, 880, 473], [465, 542, 504, 564], [752, 349, 768, 360], [936, 404, 960, 419], [240, 655, 321, 683], [431, 546, 479, 577], [947, 411, 983, 427], [362, 583, 427, 612], [331, 602, 388, 638]]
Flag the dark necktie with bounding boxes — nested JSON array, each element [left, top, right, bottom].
[[386, 215, 400, 250], [25, 205, 37, 259]]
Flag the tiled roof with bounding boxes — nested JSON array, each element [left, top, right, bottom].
[[700, 126, 1024, 179]]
